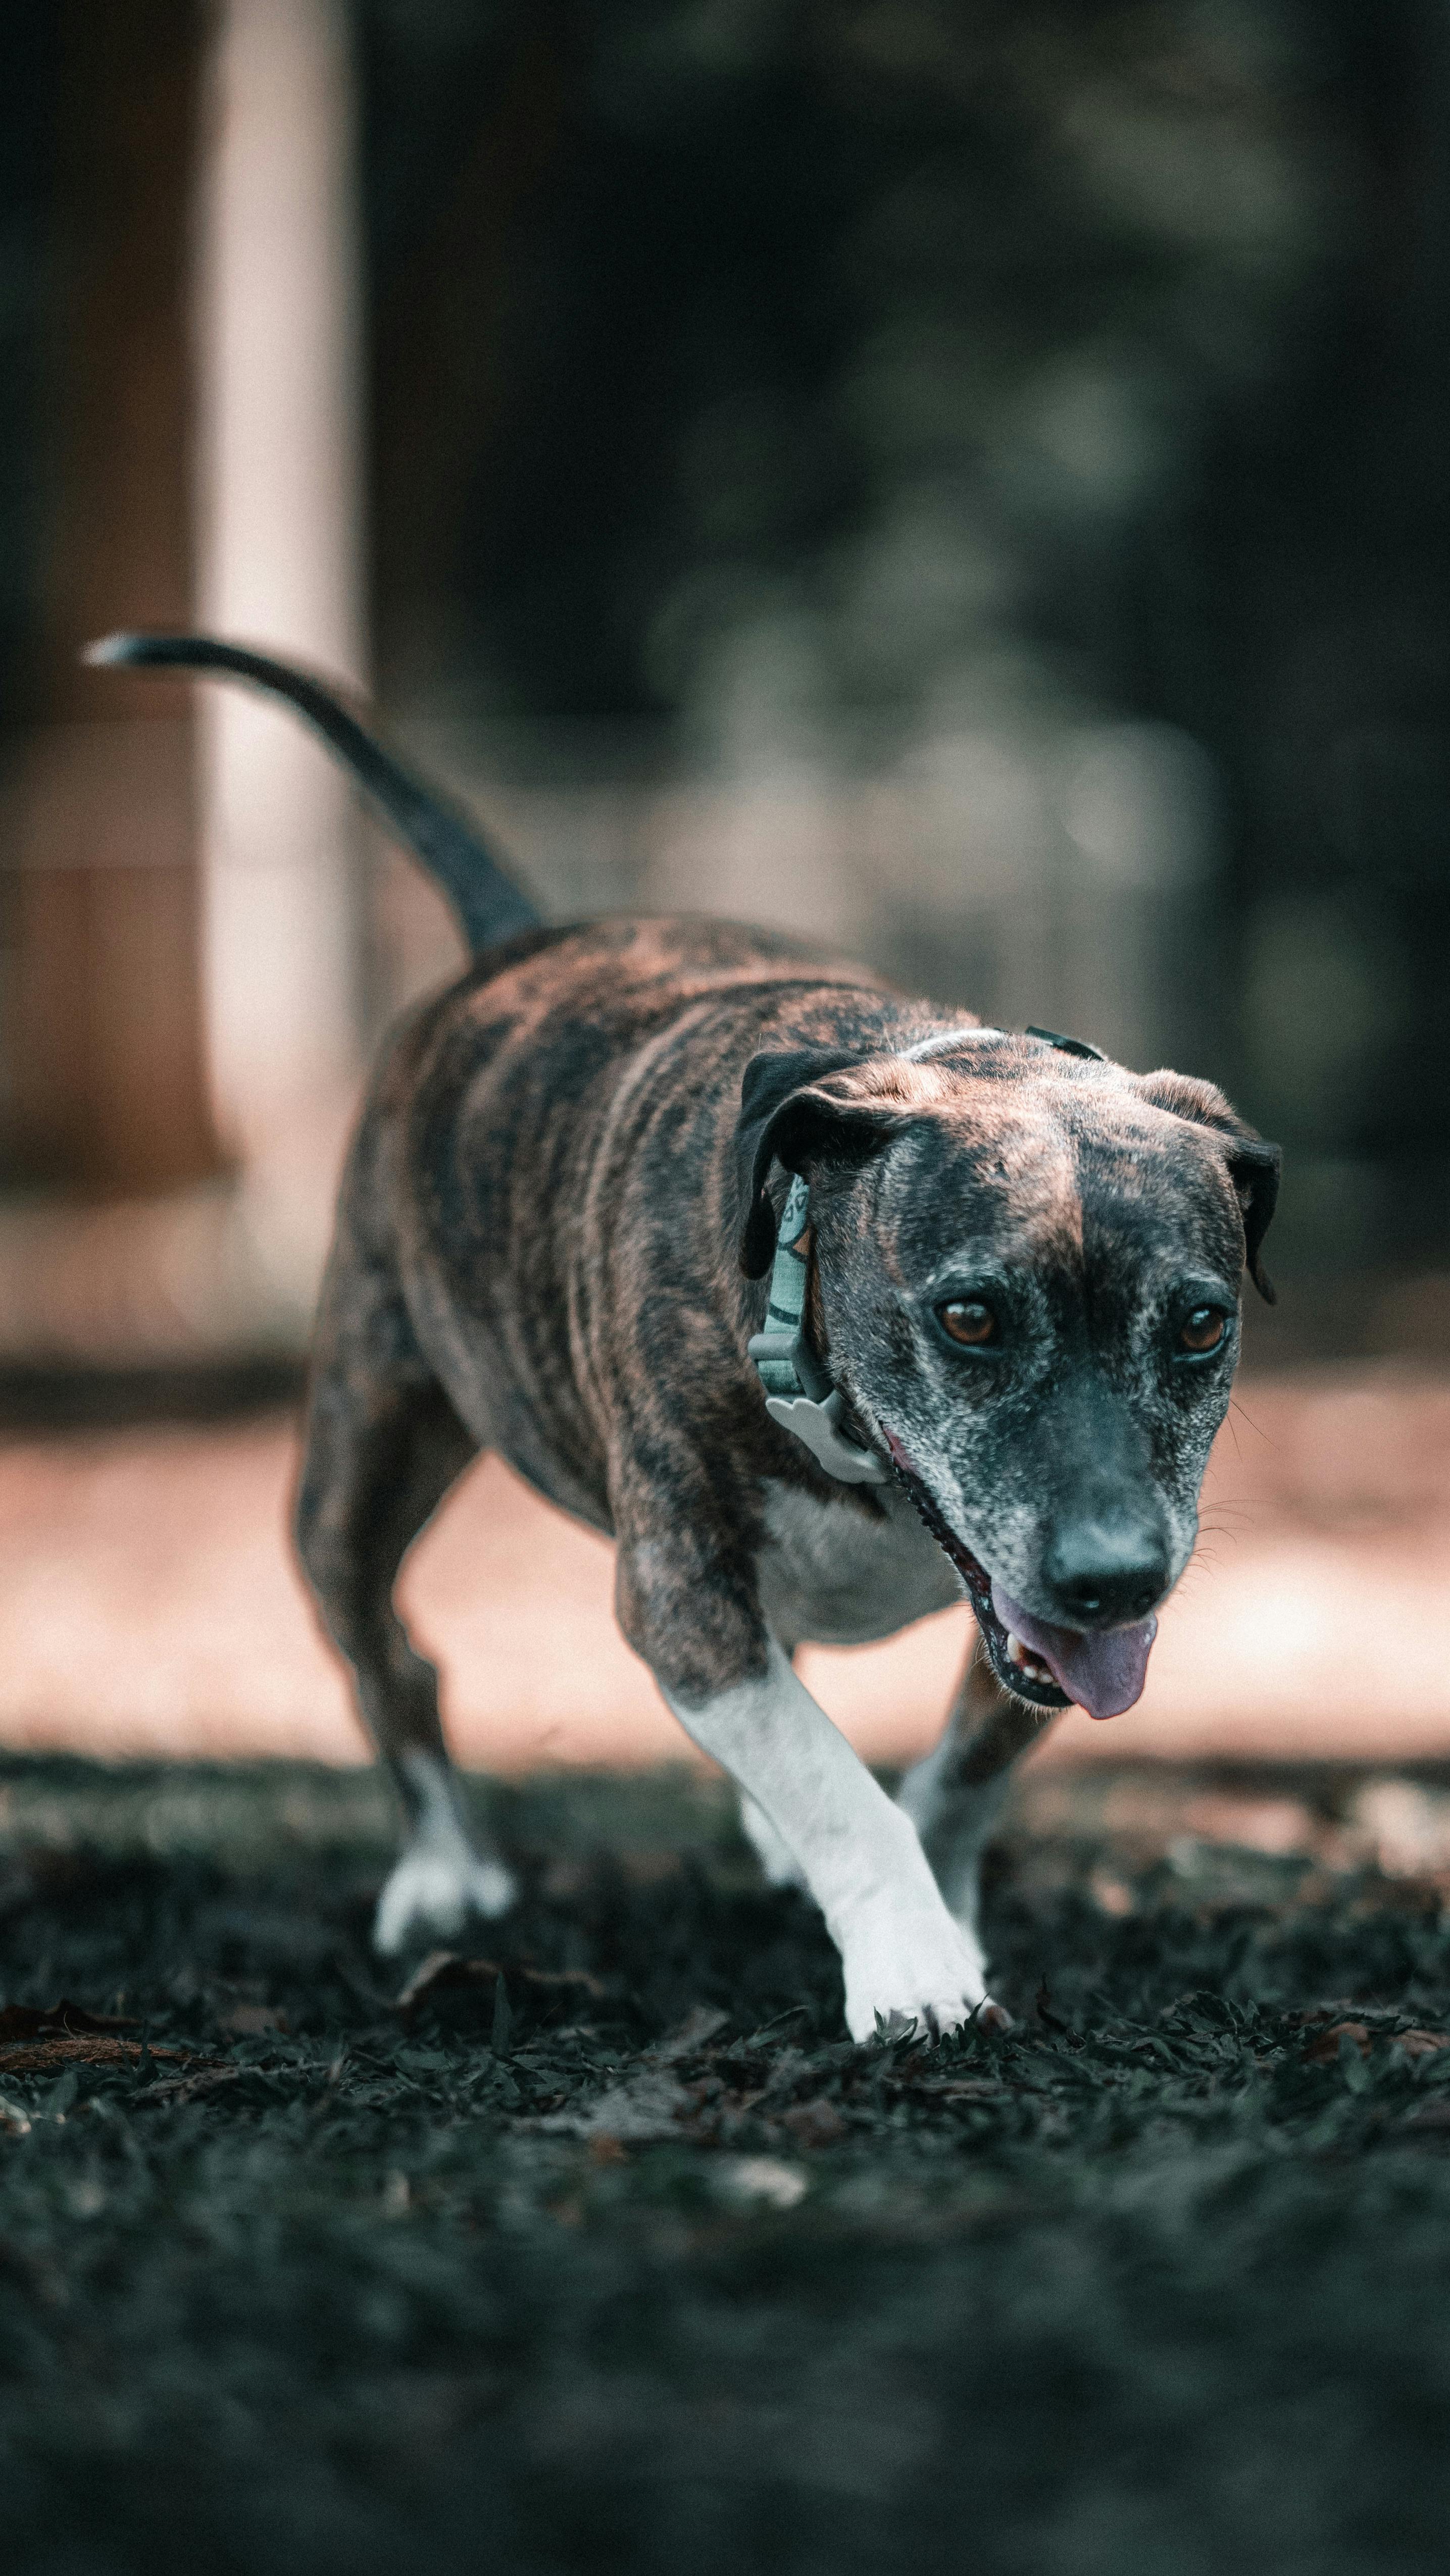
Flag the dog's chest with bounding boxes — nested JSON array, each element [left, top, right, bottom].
[[755, 1478, 963, 1648]]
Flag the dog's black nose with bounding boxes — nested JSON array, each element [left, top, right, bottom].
[[1044, 1527, 1169, 1627]]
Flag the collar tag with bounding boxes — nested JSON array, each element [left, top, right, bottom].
[[762, 1388, 891, 1485]]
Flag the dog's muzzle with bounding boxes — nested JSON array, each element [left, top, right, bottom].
[[748, 1174, 1158, 1721], [883, 1435, 1157, 1720]]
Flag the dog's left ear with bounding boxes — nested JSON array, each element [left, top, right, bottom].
[[1135, 1070, 1282, 1304], [735, 1047, 910, 1275]]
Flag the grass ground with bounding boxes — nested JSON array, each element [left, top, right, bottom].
[[4, 1754, 1450, 2574]]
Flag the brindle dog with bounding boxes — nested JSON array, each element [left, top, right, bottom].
[[92, 634, 1280, 2039]]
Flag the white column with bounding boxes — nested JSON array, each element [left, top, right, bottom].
[[193, 0, 365, 1175]]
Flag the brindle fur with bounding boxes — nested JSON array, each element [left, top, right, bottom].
[[296, 918, 1270, 1829], [97, 636, 1279, 2035]]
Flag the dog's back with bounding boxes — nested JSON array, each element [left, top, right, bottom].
[[361, 913, 902, 1525]]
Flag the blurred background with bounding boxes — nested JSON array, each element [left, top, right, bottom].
[[0, 0, 1446, 1777]]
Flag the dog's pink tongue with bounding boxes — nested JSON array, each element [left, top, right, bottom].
[[990, 1582, 1156, 1720]]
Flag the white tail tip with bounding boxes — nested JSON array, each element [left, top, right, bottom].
[[81, 633, 138, 667]]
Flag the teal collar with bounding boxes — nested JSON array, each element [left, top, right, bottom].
[[746, 1176, 888, 1486]]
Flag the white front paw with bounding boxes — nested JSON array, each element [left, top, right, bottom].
[[373, 1846, 518, 1956], [841, 1903, 997, 2044]]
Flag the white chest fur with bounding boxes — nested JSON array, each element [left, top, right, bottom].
[[755, 1476, 964, 1650]]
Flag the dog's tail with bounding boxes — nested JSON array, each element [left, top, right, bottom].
[[84, 632, 542, 952]]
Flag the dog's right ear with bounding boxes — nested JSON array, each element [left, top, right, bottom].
[[735, 1048, 909, 1274]]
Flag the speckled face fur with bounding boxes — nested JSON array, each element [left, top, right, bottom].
[[735, 1037, 1278, 1716], [95, 636, 1281, 2038]]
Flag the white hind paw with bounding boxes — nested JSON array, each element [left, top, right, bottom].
[[373, 1846, 518, 1956]]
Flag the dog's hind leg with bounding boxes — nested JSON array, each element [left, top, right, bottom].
[[295, 1266, 518, 1955], [896, 1641, 1054, 1940]]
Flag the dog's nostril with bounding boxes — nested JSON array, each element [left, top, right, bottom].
[[1049, 1541, 1168, 1626]]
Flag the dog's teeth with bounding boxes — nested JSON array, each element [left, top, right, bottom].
[[1004, 1628, 1054, 1688]]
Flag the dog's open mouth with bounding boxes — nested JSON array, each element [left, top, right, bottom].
[[883, 1434, 1156, 1720]]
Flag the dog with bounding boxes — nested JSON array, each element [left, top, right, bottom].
[[91, 633, 1279, 2038]]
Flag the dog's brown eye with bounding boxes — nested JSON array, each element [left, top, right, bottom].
[[938, 1299, 997, 1348], [1179, 1307, 1226, 1355]]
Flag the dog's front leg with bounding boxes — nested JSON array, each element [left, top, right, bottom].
[[897, 1643, 1055, 1939], [663, 1638, 1001, 2041]]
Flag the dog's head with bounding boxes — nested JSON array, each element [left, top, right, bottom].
[[736, 1029, 1279, 1719]]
